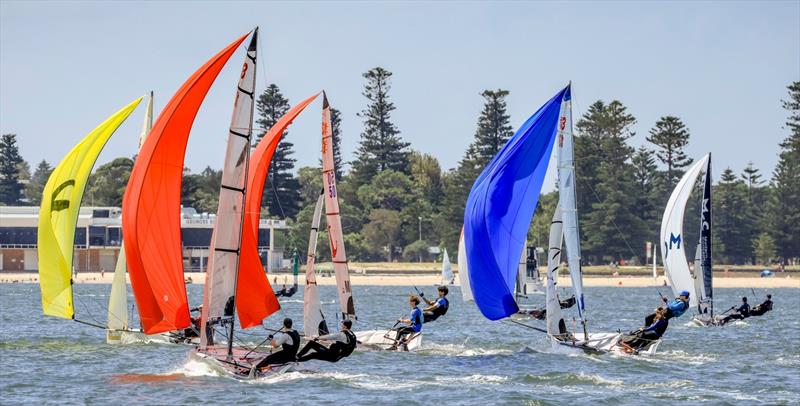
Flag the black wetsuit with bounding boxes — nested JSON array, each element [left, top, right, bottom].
[[423, 297, 449, 323], [297, 330, 357, 363], [720, 303, 751, 325], [623, 318, 668, 349], [750, 300, 773, 316], [257, 330, 300, 368]]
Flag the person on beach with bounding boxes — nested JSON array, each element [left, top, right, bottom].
[[296, 320, 357, 363], [750, 294, 773, 316], [421, 286, 450, 323], [719, 297, 751, 325], [256, 318, 300, 369], [620, 307, 669, 352], [391, 295, 423, 350]]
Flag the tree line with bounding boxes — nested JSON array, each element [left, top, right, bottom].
[[1, 76, 798, 266]]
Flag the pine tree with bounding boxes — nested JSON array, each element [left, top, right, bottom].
[[25, 159, 52, 205], [330, 107, 344, 179], [631, 146, 659, 252], [646, 116, 693, 189], [0, 134, 25, 205], [350, 67, 410, 187], [465, 89, 514, 168], [765, 81, 800, 260], [715, 168, 755, 263], [255, 84, 300, 218], [86, 157, 133, 207]]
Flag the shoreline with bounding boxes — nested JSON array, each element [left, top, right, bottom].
[[3, 272, 797, 288]]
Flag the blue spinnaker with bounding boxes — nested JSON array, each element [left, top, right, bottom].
[[464, 87, 567, 320]]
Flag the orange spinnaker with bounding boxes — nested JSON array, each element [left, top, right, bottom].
[[123, 34, 248, 335], [236, 93, 320, 329]]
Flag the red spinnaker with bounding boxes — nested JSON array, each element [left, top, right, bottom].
[[236, 93, 319, 328], [123, 34, 248, 334]]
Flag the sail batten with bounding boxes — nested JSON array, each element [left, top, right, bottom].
[[38, 98, 141, 320], [123, 34, 248, 334]]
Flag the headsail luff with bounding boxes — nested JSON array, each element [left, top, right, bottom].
[[698, 156, 713, 316], [108, 91, 154, 337], [321, 92, 356, 319], [545, 203, 565, 336], [441, 249, 454, 285], [200, 29, 258, 350], [458, 229, 473, 302], [304, 193, 329, 337], [123, 34, 248, 335], [38, 97, 142, 319], [237, 93, 319, 329], [660, 154, 710, 308], [464, 87, 566, 321], [556, 84, 586, 326]]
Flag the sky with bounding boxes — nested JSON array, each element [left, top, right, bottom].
[[1, 1, 798, 191]]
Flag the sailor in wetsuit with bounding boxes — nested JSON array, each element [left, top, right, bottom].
[[256, 318, 300, 369], [719, 297, 751, 325], [296, 320, 357, 363], [750, 294, 773, 316], [658, 291, 691, 321], [621, 307, 669, 352], [392, 295, 423, 349], [422, 286, 450, 323]]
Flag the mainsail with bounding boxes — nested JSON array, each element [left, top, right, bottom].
[[199, 29, 258, 351], [464, 86, 566, 320], [458, 230, 473, 302], [123, 34, 248, 334], [321, 92, 356, 319], [698, 156, 713, 315], [108, 91, 154, 337], [238, 93, 319, 328], [545, 204, 565, 336], [303, 193, 329, 337], [441, 249, 454, 285], [556, 85, 585, 325], [660, 154, 710, 308], [38, 97, 142, 320]]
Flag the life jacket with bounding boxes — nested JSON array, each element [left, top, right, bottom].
[[330, 330, 357, 360], [411, 307, 423, 332], [432, 297, 450, 316], [282, 330, 300, 356]]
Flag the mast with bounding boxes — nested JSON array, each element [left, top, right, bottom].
[[556, 83, 587, 339], [699, 154, 713, 317], [200, 28, 258, 356], [321, 92, 356, 320], [303, 193, 328, 336]]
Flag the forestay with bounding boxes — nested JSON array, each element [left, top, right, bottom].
[[38, 97, 141, 320]]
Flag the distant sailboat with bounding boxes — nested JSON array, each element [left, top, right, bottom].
[[661, 153, 714, 326], [38, 97, 141, 330], [457, 229, 473, 302], [441, 249, 454, 285]]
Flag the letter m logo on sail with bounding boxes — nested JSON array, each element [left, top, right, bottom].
[[665, 233, 681, 251]]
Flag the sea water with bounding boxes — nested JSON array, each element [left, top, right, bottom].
[[1, 283, 798, 405]]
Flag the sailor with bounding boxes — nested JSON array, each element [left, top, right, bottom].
[[392, 295, 423, 349], [255, 318, 300, 369], [296, 320, 357, 363], [422, 286, 450, 323], [275, 284, 288, 297], [750, 294, 773, 316], [660, 291, 690, 320], [621, 307, 668, 352], [719, 297, 751, 325]]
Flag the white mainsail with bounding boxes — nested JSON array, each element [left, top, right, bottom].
[[660, 154, 709, 308], [556, 85, 585, 325], [321, 92, 355, 319], [441, 249, 454, 285], [107, 91, 154, 341], [458, 230, 473, 302], [545, 204, 565, 336], [304, 193, 329, 337], [200, 30, 258, 350]]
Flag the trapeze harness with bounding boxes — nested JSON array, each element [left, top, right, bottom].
[[424, 297, 449, 322], [329, 330, 357, 361]]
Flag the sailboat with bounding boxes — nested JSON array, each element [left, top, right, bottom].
[[38, 97, 142, 333], [661, 153, 714, 326], [441, 249, 454, 285], [457, 229, 473, 302]]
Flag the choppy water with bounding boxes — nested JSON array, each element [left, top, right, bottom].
[[1, 283, 798, 405]]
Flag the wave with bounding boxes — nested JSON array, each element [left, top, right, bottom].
[[519, 371, 623, 387], [419, 341, 515, 357]]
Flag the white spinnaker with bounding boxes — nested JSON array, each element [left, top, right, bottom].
[[441, 249, 454, 285], [660, 154, 709, 308], [546, 204, 565, 336], [321, 93, 355, 319], [200, 31, 257, 349], [107, 91, 153, 335], [304, 194, 328, 337], [556, 85, 585, 322], [458, 230, 473, 302]]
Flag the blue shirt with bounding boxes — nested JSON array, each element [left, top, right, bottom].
[[667, 299, 689, 318], [643, 318, 667, 337], [435, 298, 448, 309], [410, 307, 423, 332]]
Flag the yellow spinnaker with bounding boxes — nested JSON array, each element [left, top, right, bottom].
[[38, 97, 142, 319]]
